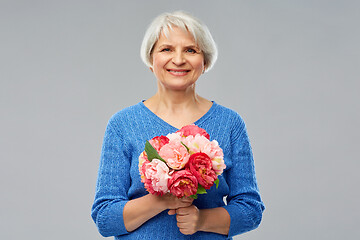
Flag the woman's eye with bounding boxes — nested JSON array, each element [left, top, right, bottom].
[[160, 48, 171, 52], [186, 48, 196, 53]]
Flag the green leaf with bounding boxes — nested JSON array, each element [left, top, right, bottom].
[[197, 185, 207, 195], [189, 194, 198, 199], [180, 141, 190, 152], [144, 140, 167, 164], [214, 179, 219, 189]]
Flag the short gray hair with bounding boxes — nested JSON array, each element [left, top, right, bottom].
[[140, 11, 218, 72]]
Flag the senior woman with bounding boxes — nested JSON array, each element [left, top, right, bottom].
[[91, 11, 265, 239]]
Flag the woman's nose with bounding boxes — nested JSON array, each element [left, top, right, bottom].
[[172, 51, 186, 65]]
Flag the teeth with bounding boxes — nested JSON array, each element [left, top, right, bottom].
[[169, 70, 187, 72]]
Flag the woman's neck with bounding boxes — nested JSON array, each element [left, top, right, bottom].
[[147, 82, 202, 111], [153, 92, 199, 111], [143, 83, 212, 129]]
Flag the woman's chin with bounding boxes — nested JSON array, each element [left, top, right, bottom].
[[158, 80, 196, 92], [162, 83, 196, 92]]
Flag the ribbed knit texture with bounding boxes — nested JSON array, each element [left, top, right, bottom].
[[91, 101, 265, 239]]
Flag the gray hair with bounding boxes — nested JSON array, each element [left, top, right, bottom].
[[140, 11, 218, 72]]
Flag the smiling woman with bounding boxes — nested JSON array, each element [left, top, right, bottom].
[[91, 11, 265, 240], [140, 11, 217, 72], [150, 27, 205, 92]]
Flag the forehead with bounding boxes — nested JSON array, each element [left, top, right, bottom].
[[156, 26, 197, 46]]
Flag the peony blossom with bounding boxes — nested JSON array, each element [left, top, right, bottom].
[[166, 132, 183, 142], [149, 135, 169, 152], [200, 140, 226, 175], [168, 170, 198, 198], [183, 134, 210, 154], [141, 159, 170, 195], [183, 135, 226, 175], [138, 151, 149, 181], [187, 152, 217, 189], [176, 124, 210, 140], [139, 124, 226, 198], [159, 141, 190, 170], [211, 157, 226, 176]]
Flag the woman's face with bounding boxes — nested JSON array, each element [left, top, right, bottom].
[[150, 27, 205, 91]]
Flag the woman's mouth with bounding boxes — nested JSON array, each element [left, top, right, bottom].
[[167, 69, 190, 76]]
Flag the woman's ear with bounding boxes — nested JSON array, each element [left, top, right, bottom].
[[149, 67, 154, 72]]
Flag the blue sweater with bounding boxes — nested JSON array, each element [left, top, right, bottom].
[[91, 101, 265, 239]]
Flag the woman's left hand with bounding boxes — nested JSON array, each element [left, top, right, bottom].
[[168, 205, 200, 235]]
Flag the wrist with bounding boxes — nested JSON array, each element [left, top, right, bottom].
[[144, 194, 168, 212], [197, 209, 206, 232], [196, 208, 230, 235]]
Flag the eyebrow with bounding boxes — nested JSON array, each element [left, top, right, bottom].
[[157, 44, 200, 50], [156, 44, 171, 49], [185, 45, 201, 50]]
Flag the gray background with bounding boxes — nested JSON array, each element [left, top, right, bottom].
[[1, 0, 359, 239]]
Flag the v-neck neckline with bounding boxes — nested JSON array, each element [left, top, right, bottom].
[[139, 100, 217, 131]]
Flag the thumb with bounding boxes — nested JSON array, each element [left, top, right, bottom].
[[168, 209, 176, 215]]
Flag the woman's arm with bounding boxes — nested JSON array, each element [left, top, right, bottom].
[[222, 115, 265, 236], [170, 114, 264, 237], [169, 206, 230, 235], [92, 117, 195, 236], [198, 207, 230, 235], [123, 194, 193, 232], [91, 119, 132, 237]]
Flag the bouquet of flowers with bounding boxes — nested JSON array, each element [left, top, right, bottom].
[[139, 125, 226, 199]]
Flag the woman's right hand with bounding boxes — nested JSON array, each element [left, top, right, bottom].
[[123, 193, 193, 232], [156, 193, 194, 211]]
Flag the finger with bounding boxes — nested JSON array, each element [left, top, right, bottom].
[[177, 224, 196, 235], [176, 205, 194, 215], [181, 229, 195, 235], [176, 213, 186, 223], [181, 196, 193, 202], [179, 229, 193, 235], [168, 209, 176, 215], [175, 207, 184, 215], [176, 207, 192, 216], [180, 201, 193, 208], [176, 212, 196, 223], [177, 221, 190, 229]]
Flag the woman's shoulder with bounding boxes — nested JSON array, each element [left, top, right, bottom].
[[107, 101, 144, 126], [212, 102, 245, 125], [211, 102, 250, 144]]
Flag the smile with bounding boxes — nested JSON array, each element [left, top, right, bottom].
[[167, 69, 190, 76]]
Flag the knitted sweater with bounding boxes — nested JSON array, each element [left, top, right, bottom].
[[91, 101, 265, 239]]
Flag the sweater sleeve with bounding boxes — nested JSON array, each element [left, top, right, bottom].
[[222, 115, 265, 237], [91, 116, 130, 237]]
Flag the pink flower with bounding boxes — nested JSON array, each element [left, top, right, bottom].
[[202, 140, 226, 175], [168, 170, 198, 198], [176, 124, 210, 140], [140, 136, 168, 170], [166, 132, 183, 142], [138, 151, 149, 181], [159, 141, 190, 170], [141, 159, 170, 195], [183, 134, 210, 154], [139, 125, 226, 198], [149, 135, 169, 152], [187, 152, 217, 189], [211, 156, 226, 176], [184, 135, 226, 175]]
